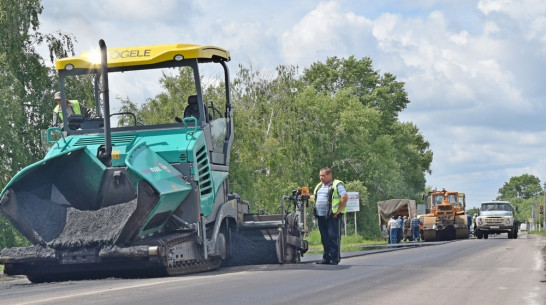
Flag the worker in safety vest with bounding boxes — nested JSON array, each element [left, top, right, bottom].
[[52, 91, 89, 127], [312, 167, 348, 265]]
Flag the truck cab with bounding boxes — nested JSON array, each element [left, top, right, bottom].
[[422, 188, 468, 241], [475, 201, 518, 239]]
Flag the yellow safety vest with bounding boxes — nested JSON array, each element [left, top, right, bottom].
[[54, 100, 81, 122], [313, 179, 346, 214]]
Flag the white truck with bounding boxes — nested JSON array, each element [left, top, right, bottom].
[[474, 201, 519, 239]]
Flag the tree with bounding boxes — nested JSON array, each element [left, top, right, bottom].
[[301, 56, 410, 123], [0, 0, 76, 176], [117, 67, 227, 126], [301, 56, 432, 205], [118, 68, 197, 126], [497, 174, 542, 200], [230, 64, 314, 211], [110, 57, 432, 239], [0, 0, 76, 248]]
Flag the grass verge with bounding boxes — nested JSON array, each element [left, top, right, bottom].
[[306, 229, 386, 253], [527, 230, 546, 235]]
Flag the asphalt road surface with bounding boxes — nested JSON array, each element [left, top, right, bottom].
[[1, 233, 544, 305]]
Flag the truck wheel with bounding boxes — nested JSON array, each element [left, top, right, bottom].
[[513, 226, 518, 239], [508, 231, 513, 239], [476, 230, 483, 239], [484, 233, 488, 239]]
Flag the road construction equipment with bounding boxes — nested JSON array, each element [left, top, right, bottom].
[[422, 189, 469, 241], [0, 40, 307, 282]]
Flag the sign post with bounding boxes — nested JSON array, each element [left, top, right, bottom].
[[538, 205, 544, 231], [344, 192, 360, 236]]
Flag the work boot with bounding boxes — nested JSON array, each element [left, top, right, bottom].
[[316, 259, 330, 264]]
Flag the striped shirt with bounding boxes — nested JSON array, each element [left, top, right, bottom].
[[410, 217, 421, 228], [315, 181, 347, 216]]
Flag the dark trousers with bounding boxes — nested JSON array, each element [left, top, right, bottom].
[[318, 216, 341, 262], [412, 226, 420, 241]]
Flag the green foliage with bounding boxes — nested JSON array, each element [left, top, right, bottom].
[[528, 230, 546, 235], [497, 174, 542, 200], [302, 56, 410, 123], [0, 0, 76, 248], [493, 174, 546, 224], [343, 180, 380, 239], [230, 64, 314, 212], [505, 195, 546, 225], [0, 0, 77, 176], [118, 68, 197, 126], [467, 208, 479, 217], [305, 229, 322, 246], [64, 75, 96, 109], [230, 57, 431, 237], [116, 67, 227, 127], [117, 57, 432, 239], [0, 215, 30, 250], [300, 57, 431, 206]]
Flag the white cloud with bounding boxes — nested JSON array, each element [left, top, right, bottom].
[[369, 6, 537, 121], [92, 0, 179, 21], [477, 0, 510, 15], [279, 1, 374, 66], [478, 0, 546, 18], [478, 0, 546, 47], [449, 31, 469, 45]]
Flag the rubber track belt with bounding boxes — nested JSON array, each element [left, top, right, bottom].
[[163, 232, 222, 276]]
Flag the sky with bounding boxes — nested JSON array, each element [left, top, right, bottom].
[[38, 0, 546, 209]]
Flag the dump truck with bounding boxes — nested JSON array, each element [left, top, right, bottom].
[[474, 200, 518, 239], [422, 189, 468, 241], [0, 40, 308, 282], [377, 199, 417, 241]]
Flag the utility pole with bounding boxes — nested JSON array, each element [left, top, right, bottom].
[[538, 182, 546, 227], [532, 202, 536, 231]]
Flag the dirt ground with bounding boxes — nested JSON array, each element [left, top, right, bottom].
[[0, 272, 24, 282]]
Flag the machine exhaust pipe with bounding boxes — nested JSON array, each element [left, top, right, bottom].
[[99, 39, 112, 166]]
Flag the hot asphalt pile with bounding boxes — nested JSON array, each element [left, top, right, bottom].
[[0, 192, 137, 258], [47, 198, 137, 249], [2, 192, 296, 270]]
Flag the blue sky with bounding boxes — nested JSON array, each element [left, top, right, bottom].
[[39, 0, 546, 209]]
